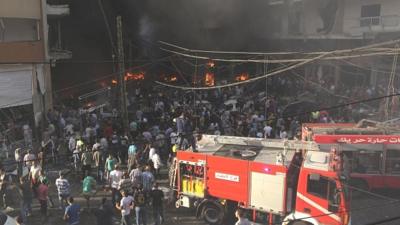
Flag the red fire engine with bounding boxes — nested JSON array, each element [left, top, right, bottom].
[[170, 135, 350, 225], [302, 122, 400, 191]]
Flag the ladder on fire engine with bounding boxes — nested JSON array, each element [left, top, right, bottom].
[[169, 157, 178, 189], [209, 135, 320, 152]]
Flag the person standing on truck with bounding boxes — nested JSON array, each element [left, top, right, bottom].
[[235, 209, 252, 225]]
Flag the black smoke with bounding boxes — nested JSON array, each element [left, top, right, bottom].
[[116, 0, 276, 51]]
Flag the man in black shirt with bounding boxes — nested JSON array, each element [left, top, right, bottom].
[[151, 183, 164, 225], [134, 185, 147, 225]]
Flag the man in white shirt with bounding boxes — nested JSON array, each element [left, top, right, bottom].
[[116, 191, 134, 225], [109, 165, 123, 206], [23, 150, 36, 171], [263, 124, 272, 138], [68, 136, 76, 153], [148, 145, 156, 161], [65, 123, 74, 136], [29, 161, 42, 192], [151, 152, 162, 178]]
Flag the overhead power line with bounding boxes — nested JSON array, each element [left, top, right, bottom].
[[156, 38, 400, 90], [159, 40, 395, 56], [160, 47, 399, 64]]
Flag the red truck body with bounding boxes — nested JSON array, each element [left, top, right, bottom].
[[171, 135, 350, 225], [302, 123, 400, 190]]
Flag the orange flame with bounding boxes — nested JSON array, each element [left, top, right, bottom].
[[111, 79, 118, 85], [205, 72, 215, 86], [235, 73, 249, 81], [125, 72, 145, 81], [170, 75, 177, 81], [207, 60, 215, 68]]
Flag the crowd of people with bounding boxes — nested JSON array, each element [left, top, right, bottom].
[[0, 77, 380, 225]]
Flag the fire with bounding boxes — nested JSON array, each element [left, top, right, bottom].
[[163, 74, 178, 82], [235, 73, 249, 81], [111, 79, 118, 85], [125, 72, 145, 81], [207, 60, 215, 68], [170, 75, 177, 82], [205, 72, 215, 86]]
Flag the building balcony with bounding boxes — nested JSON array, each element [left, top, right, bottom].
[[345, 15, 400, 37], [46, 4, 70, 18], [49, 48, 72, 61]]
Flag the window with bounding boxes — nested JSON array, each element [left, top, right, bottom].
[[352, 151, 382, 174], [307, 175, 329, 199], [386, 150, 400, 174], [360, 4, 381, 26], [0, 18, 39, 42], [307, 174, 338, 202]]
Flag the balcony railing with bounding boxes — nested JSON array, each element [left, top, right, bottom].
[[359, 15, 400, 28]]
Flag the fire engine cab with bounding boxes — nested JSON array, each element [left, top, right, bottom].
[[170, 135, 350, 225], [302, 122, 400, 191]]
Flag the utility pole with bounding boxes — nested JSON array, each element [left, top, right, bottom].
[[264, 55, 269, 120], [385, 44, 398, 120], [116, 16, 129, 133]]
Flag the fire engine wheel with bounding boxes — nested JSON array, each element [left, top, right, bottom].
[[202, 203, 224, 225]]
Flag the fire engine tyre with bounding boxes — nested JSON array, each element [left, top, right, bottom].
[[202, 203, 225, 225]]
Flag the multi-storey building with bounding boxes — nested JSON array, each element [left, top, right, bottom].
[[264, 0, 400, 87], [0, 0, 70, 127]]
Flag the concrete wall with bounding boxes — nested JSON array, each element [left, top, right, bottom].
[[0, 41, 45, 62], [0, 0, 41, 19], [0, 0, 45, 62]]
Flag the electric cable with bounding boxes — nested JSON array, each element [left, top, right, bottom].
[[159, 40, 396, 56], [160, 47, 399, 64], [97, 0, 117, 55], [155, 38, 400, 90]]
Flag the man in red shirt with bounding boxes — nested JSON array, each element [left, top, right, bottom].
[[37, 181, 48, 219]]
